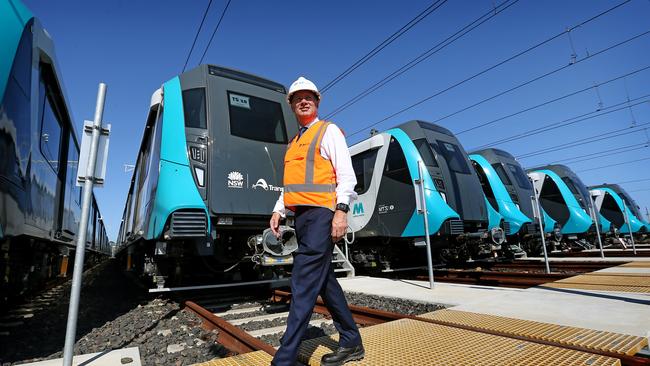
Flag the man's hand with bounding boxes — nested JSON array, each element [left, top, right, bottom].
[[270, 212, 282, 238], [331, 210, 348, 243]]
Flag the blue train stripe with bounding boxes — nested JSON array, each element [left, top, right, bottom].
[[484, 196, 504, 230], [384, 128, 460, 237], [541, 208, 557, 234], [0, 0, 32, 102], [598, 212, 611, 233], [147, 77, 209, 239], [536, 169, 592, 234], [470, 154, 532, 234], [598, 187, 644, 234]]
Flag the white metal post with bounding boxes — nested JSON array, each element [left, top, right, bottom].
[[622, 202, 637, 255], [588, 204, 605, 259], [417, 161, 435, 289], [62, 83, 107, 366], [531, 193, 550, 274]]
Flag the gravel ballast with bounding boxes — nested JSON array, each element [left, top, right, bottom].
[[0, 260, 227, 366]]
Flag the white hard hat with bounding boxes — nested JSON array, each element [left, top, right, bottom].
[[287, 76, 320, 103]]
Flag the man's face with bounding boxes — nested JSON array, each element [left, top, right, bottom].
[[290, 90, 319, 123]]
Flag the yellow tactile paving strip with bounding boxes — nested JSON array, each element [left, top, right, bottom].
[[620, 261, 650, 268], [541, 282, 650, 293], [418, 309, 647, 356], [191, 350, 273, 366], [540, 271, 650, 293], [297, 319, 620, 366]]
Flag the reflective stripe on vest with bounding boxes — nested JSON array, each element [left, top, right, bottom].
[[283, 121, 337, 211]]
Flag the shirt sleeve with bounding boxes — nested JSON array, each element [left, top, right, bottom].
[[321, 124, 358, 206], [273, 190, 286, 217]]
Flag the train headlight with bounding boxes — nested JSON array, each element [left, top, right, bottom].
[[439, 192, 447, 203], [194, 167, 205, 187]]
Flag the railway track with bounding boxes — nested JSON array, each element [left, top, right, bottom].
[[460, 259, 626, 273], [184, 290, 650, 366], [553, 250, 650, 258], [413, 269, 571, 288]]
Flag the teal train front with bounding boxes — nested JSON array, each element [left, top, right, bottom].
[[348, 120, 506, 268], [116, 65, 300, 288]]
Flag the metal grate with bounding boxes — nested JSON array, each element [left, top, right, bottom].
[[620, 261, 650, 268], [419, 309, 647, 357], [447, 219, 464, 235], [193, 350, 273, 366], [502, 221, 511, 234], [297, 319, 620, 366], [541, 272, 650, 293], [170, 210, 207, 238]]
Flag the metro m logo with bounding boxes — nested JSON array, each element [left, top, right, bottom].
[[352, 202, 364, 216]]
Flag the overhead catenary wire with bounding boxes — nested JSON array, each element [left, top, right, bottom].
[[514, 122, 650, 159], [577, 157, 650, 173], [615, 177, 650, 185], [198, 0, 233, 65], [553, 144, 649, 165], [324, 0, 520, 120], [320, 0, 448, 94], [345, 0, 634, 138], [454, 65, 650, 135], [474, 94, 650, 149], [367, 27, 650, 141], [182, 0, 214, 73]]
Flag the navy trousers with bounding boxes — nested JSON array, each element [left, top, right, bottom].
[[272, 207, 362, 366]]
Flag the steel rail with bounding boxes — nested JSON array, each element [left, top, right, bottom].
[[272, 290, 650, 365], [183, 301, 277, 356], [413, 269, 571, 288]]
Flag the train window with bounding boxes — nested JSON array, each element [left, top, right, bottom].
[[430, 141, 470, 174], [506, 163, 532, 190], [183, 88, 207, 129], [67, 136, 82, 205], [352, 148, 379, 194], [384, 138, 412, 185], [561, 177, 586, 210], [491, 163, 512, 185], [39, 78, 63, 172], [413, 139, 438, 167], [473, 162, 498, 210], [1, 25, 32, 184], [228, 91, 287, 144]]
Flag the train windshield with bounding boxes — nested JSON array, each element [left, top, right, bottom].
[[413, 138, 438, 167], [506, 163, 532, 190], [183, 88, 207, 129], [228, 91, 287, 144], [561, 177, 588, 209], [431, 140, 470, 174], [352, 148, 379, 194], [491, 163, 512, 185]]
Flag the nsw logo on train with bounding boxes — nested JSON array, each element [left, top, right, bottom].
[[226, 171, 283, 192]]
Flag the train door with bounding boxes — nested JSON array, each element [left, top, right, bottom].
[[0, 20, 32, 237], [60, 133, 82, 239], [34, 63, 67, 240], [375, 137, 417, 236]]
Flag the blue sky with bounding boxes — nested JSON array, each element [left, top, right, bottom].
[[23, 0, 650, 240]]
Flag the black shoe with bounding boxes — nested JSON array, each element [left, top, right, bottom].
[[320, 344, 365, 366]]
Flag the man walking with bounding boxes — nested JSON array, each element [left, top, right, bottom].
[[269, 76, 364, 366]]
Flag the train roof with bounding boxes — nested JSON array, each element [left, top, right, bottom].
[[469, 148, 517, 162], [397, 120, 456, 138], [526, 164, 575, 177], [179, 64, 287, 94]]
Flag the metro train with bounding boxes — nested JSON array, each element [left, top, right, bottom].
[[346, 120, 507, 268], [469, 149, 562, 255], [590, 184, 649, 236], [116, 64, 302, 288], [527, 165, 599, 250], [0, 0, 110, 308]]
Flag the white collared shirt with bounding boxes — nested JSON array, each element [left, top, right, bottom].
[[273, 117, 357, 216]]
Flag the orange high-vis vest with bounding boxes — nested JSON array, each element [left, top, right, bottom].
[[283, 120, 337, 211]]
